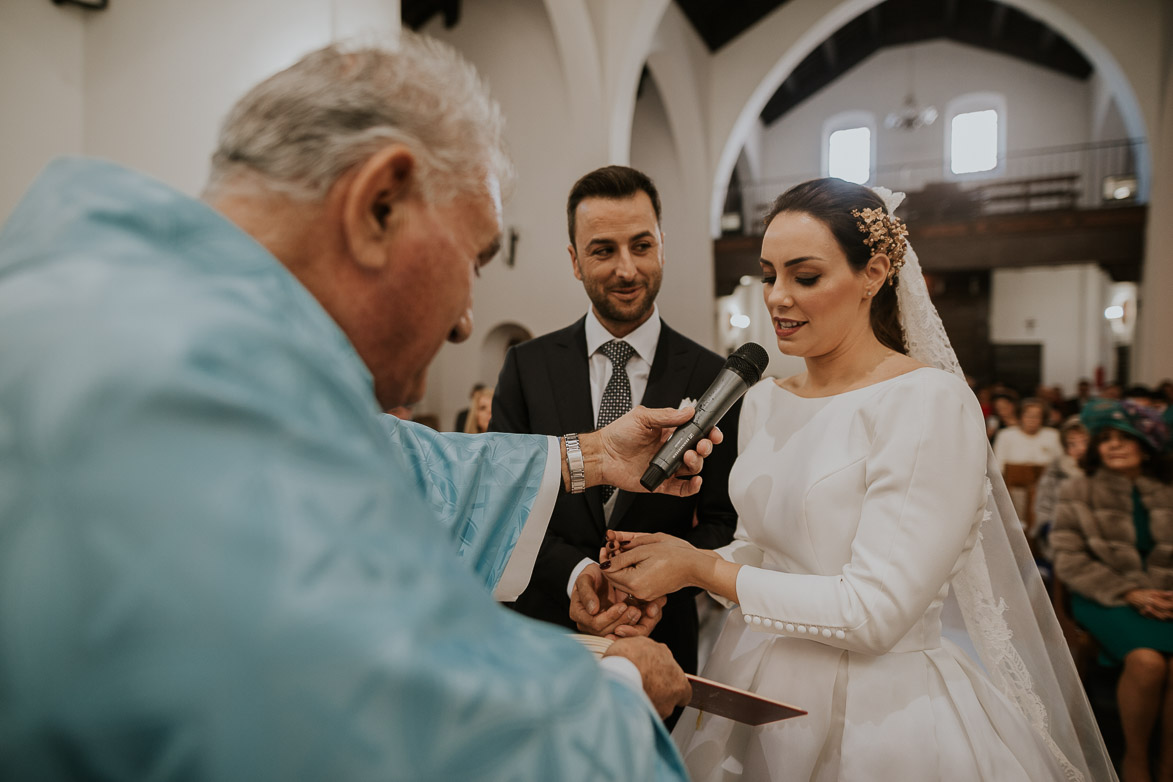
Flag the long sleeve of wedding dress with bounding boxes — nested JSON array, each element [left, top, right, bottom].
[[732, 371, 986, 654], [677, 370, 1070, 782]]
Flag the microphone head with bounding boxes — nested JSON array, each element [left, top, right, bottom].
[[640, 463, 667, 492], [724, 342, 769, 384]]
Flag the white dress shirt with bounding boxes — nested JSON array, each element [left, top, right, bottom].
[[584, 305, 661, 419], [568, 307, 662, 597]]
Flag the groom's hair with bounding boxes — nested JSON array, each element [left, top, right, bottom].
[[566, 166, 661, 248]]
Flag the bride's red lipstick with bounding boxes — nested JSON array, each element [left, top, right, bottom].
[[774, 317, 807, 337]]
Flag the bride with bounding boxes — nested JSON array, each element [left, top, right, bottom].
[[601, 178, 1115, 781]]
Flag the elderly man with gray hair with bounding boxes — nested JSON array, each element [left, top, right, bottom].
[[0, 33, 707, 780]]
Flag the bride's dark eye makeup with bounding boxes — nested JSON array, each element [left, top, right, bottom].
[[796, 275, 820, 286]]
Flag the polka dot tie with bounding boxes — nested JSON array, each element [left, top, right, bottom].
[[596, 340, 636, 503]]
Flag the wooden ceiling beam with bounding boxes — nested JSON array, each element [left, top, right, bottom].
[[867, 7, 882, 43], [989, 4, 1008, 39], [1038, 27, 1056, 52], [821, 38, 838, 70], [942, 0, 959, 27]]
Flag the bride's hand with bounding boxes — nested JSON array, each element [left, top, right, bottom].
[[600, 534, 705, 601], [602, 529, 693, 562]]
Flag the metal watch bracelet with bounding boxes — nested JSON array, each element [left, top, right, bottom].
[[564, 432, 586, 494]]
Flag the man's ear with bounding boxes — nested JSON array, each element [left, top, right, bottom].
[[341, 145, 417, 270], [568, 243, 583, 281]]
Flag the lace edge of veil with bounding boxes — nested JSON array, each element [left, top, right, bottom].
[[875, 185, 1085, 781]]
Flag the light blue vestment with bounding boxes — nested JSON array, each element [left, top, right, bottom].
[[0, 159, 687, 781]]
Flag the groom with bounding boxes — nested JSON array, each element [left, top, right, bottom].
[[491, 165, 739, 675]]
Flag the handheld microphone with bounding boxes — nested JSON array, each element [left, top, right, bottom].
[[640, 342, 769, 491]]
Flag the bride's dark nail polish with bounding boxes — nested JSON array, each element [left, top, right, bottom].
[[600, 560, 611, 570]]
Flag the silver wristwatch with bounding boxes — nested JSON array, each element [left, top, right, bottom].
[[564, 433, 586, 494]]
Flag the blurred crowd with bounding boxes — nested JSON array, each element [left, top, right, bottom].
[[973, 376, 1173, 780]]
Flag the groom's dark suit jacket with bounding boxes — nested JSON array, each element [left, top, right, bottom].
[[489, 316, 739, 673]]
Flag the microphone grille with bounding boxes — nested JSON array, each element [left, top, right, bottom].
[[725, 342, 769, 384]]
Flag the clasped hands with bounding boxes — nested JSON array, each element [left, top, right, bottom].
[[1125, 588, 1173, 621], [570, 531, 719, 638], [568, 406, 726, 638]]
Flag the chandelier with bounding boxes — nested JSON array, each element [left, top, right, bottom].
[[884, 49, 937, 131], [885, 96, 938, 131]]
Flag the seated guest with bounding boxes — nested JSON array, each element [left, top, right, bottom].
[[1063, 378, 1093, 417], [1043, 386, 1066, 426], [1032, 416, 1088, 564], [994, 397, 1062, 466], [987, 390, 1019, 439], [975, 383, 994, 419], [1052, 399, 1173, 782], [452, 382, 485, 431], [1125, 385, 1162, 410], [1159, 380, 1173, 409], [462, 384, 495, 434]]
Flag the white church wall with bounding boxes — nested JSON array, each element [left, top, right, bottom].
[[990, 264, 1113, 392], [80, 0, 341, 199], [1, 0, 401, 221], [416, 0, 596, 424], [630, 74, 711, 349], [756, 40, 1092, 199], [2, 0, 1169, 409], [639, 2, 721, 352], [0, 1, 85, 221]]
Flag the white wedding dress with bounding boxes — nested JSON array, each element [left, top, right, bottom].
[[672, 368, 1068, 781]]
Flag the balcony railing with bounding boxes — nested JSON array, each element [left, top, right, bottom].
[[727, 138, 1147, 235]]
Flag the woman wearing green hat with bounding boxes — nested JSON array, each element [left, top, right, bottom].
[[1052, 399, 1173, 782]]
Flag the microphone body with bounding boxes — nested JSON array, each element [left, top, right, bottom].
[[640, 343, 768, 491]]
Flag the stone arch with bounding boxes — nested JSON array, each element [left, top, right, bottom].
[[706, 0, 1153, 233], [479, 321, 532, 387], [541, 0, 671, 165], [540, 0, 606, 160], [604, 0, 671, 164], [644, 3, 710, 197]]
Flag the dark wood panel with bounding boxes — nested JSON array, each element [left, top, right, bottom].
[[908, 206, 1146, 280], [714, 205, 1146, 295], [993, 344, 1043, 398]]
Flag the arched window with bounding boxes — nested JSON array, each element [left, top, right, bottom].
[[945, 92, 1006, 178], [823, 111, 875, 185]]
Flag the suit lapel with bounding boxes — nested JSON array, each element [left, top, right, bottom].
[[552, 318, 607, 531], [610, 324, 693, 527]]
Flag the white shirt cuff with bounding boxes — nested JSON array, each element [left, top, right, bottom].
[[599, 655, 644, 694], [567, 557, 594, 598], [493, 435, 562, 601]]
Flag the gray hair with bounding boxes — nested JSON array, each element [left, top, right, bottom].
[[204, 31, 513, 204]]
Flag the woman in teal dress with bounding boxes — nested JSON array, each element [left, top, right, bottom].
[[1052, 399, 1173, 782]]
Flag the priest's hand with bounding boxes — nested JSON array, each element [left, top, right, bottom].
[[604, 637, 691, 719], [570, 563, 665, 639], [570, 406, 722, 498]]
